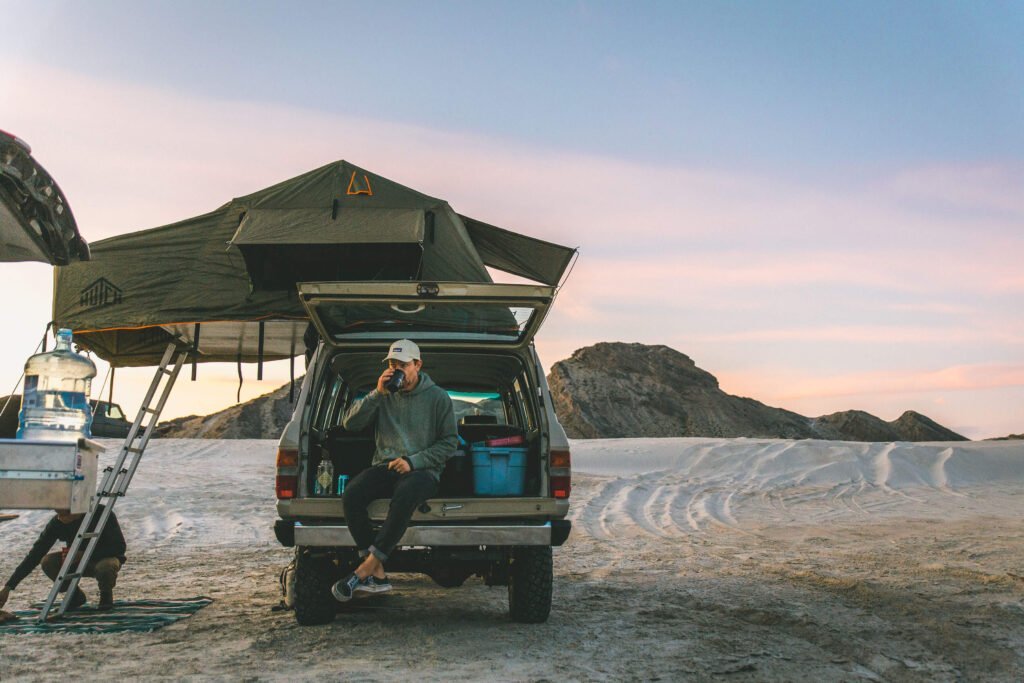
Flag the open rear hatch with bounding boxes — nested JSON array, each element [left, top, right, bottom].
[[298, 281, 555, 351]]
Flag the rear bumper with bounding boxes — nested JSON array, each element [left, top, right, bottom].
[[277, 519, 571, 548]]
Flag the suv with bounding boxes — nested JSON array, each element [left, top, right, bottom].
[[274, 281, 572, 625], [89, 400, 131, 439]]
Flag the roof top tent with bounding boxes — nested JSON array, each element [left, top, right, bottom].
[[52, 159, 576, 367], [0, 130, 90, 266]]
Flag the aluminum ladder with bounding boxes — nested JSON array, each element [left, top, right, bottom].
[[38, 343, 189, 622]]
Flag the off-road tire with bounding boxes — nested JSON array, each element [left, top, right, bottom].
[[293, 551, 337, 626], [508, 546, 552, 623]]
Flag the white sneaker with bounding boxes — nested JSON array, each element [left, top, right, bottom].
[[355, 575, 392, 594]]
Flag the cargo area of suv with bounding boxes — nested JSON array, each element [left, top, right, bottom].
[[274, 281, 572, 625]]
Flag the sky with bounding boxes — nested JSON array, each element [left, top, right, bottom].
[[0, 0, 1021, 439]]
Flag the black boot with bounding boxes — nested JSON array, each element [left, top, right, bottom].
[[66, 588, 87, 611], [98, 588, 114, 611]]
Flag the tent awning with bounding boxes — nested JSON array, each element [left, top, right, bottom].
[[460, 214, 576, 286], [67, 320, 309, 367]]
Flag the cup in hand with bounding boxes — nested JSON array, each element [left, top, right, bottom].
[[384, 368, 405, 393]]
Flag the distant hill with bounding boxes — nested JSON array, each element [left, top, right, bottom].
[[152, 342, 970, 442], [156, 383, 504, 439], [154, 381, 300, 439], [988, 433, 1024, 441], [547, 342, 968, 442]]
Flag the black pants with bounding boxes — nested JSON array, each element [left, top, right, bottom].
[[41, 552, 120, 592], [343, 465, 438, 562]]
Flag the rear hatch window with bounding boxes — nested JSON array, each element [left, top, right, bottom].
[[300, 281, 554, 349]]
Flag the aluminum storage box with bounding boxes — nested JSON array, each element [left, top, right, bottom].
[[0, 438, 103, 513]]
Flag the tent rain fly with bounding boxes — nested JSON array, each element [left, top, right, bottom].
[[52, 160, 575, 367]]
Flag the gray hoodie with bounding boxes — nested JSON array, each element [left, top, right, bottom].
[[341, 372, 458, 481]]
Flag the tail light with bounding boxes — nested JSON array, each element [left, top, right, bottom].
[[549, 448, 571, 499], [276, 447, 298, 499]]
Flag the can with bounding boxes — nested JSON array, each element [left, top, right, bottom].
[[336, 474, 349, 496]]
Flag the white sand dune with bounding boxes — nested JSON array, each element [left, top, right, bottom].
[[572, 439, 1024, 539], [2, 437, 1023, 681]]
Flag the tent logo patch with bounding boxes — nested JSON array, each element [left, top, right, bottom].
[[80, 277, 123, 308], [346, 171, 373, 196]]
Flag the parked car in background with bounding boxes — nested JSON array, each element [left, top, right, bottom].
[[89, 400, 131, 439], [0, 395, 21, 438]]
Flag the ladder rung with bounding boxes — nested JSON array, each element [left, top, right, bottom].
[[125, 446, 144, 454], [79, 532, 99, 539], [62, 573, 83, 580], [142, 407, 159, 414]]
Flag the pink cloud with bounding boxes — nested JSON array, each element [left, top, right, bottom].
[[557, 251, 1024, 308], [5, 61, 1021, 257], [693, 325, 1024, 345], [719, 363, 1024, 402], [887, 164, 1024, 216]]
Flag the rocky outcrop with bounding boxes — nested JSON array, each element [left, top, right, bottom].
[[154, 380, 301, 439], [548, 343, 968, 442], [811, 409, 966, 442], [547, 343, 816, 439], [811, 410, 900, 442], [890, 410, 967, 441]]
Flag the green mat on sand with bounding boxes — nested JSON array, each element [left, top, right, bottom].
[[0, 597, 213, 634]]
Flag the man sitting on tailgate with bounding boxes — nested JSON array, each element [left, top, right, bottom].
[[332, 339, 457, 601]]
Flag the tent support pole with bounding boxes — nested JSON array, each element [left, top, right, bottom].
[[257, 321, 265, 380], [289, 328, 296, 403], [289, 354, 295, 403], [191, 323, 201, 380], [109, 367, 115, 404]]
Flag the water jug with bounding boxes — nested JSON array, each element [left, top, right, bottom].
[[17, 328, 97, 442]]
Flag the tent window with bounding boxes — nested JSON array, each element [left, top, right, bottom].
[[239, 243, 424, 291]]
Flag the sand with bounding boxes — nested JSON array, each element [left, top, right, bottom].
[[1, 437, 1023, 681]]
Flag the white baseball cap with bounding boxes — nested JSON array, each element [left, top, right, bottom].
[[383, 339, 420, 363]]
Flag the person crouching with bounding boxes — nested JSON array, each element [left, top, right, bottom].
[[0, 505, 126, 612]]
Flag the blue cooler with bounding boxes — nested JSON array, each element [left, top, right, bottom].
[[471, 445, 527, 496]]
